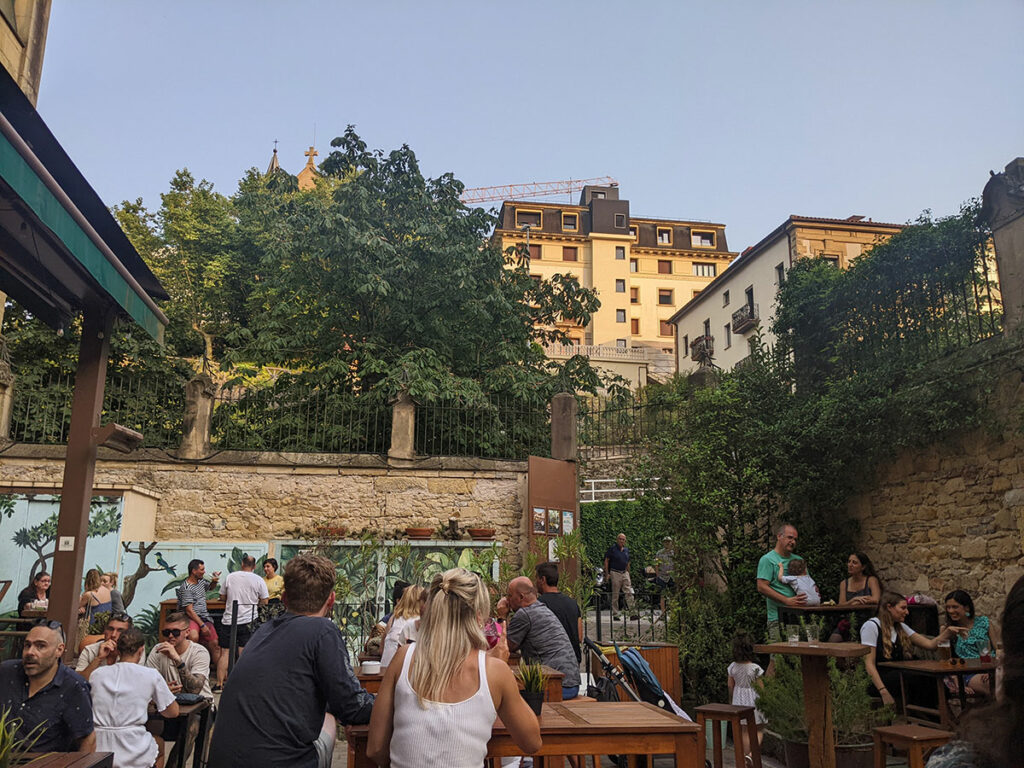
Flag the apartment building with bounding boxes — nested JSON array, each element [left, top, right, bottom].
[[670, 215, 904, 374], [493, 185, 736, 385]]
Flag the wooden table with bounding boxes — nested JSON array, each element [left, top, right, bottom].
[[359, 664, 565, 701], [345, 700, 701, 767], [879, 658, 999, 728], [18, 754, 113, 767], [756, 641, 869, 768], [148, 699, 213, 768]]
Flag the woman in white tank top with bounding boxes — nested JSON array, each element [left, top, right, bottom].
[[368, 568, 541, 768]]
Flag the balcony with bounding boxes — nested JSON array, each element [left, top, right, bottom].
[[545, 343, 649, 362], [690, 335, 713, 363], [731, 303, 759, 333]]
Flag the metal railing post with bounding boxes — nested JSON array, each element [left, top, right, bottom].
[[227, 600, 239, 675]]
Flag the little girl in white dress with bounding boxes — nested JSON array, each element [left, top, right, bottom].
[[727, 633, 765, 768]]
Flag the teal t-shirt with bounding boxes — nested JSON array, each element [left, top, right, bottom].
[[756, 550, 796, 622]]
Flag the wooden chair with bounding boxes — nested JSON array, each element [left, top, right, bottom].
[[873, 724, 952, 768], [695, 703, 761, 768]]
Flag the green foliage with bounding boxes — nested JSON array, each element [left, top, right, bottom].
[[756, 655, 892, 744], [133, 603, 162, 653], [674, 586, 734, 704], [579, 499, 668, 579], [0, 705, 45, 766], [518, 659, 549, 693]]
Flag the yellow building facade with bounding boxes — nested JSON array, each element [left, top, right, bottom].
[[0, 0, 50, 105], [493, 185, 735, 383]]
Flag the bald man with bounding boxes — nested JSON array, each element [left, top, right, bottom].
[[496, 576, 581, 699]]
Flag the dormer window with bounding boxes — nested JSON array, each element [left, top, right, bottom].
[[562, 213, 578, 232], [515, 209, 542, 228]]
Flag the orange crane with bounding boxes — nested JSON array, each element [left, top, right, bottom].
[[460, 176, 618, 204]]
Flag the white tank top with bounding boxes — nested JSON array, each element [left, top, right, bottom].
[[389, 644, 498, 768]]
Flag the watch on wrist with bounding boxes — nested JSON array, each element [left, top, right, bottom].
[[176, 661, 186, 670]]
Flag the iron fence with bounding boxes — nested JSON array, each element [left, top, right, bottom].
[[576, 393, 676, 460], [414, 396, 549, 460]]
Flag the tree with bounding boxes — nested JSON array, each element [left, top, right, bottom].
[[12, 499, 122, 580]]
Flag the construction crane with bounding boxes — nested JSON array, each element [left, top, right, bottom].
[[460, 176, 618, 205]]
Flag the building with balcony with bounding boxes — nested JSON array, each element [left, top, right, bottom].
[[669, 215, 904, 374], [493, 185, 736, 384]]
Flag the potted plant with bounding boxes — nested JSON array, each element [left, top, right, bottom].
[[405, 524, 433, 540], [467, 527, 495, 540], [757, 655, 892, 768], [0, 707, 44, 768], [518, 660, 548, 716]]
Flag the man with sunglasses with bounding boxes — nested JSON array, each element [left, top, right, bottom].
[[75, 611, 133, 681], [0, 620, 95, 753], [145, 611, 213, 700]]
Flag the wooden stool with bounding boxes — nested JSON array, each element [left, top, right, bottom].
[[696, 703, 762, 768], [873, 724, 953, 768]]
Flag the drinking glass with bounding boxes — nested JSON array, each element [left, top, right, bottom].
[[938, 641, 951, 662], [786, 625, 801, 644]]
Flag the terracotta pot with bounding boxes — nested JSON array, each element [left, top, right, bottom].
[[467, 528, 495, 540], [405, 527, 433, 540], [520, 689, 544, 716]]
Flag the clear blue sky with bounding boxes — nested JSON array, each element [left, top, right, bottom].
[[39, 1, 1023, 253]]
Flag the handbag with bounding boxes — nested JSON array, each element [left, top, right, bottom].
[[174, 692, 205, 706]]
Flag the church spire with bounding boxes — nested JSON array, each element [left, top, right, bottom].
[[297, 145, 320, 190], [266, 140, 280, 175]]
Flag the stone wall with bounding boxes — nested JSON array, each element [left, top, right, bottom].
[[848, 362, 1024, 631], [0, 445, 527, 551]]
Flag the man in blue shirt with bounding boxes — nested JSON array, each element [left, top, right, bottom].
[[0, 621, 95, 753], [603, 532, 637, 619]]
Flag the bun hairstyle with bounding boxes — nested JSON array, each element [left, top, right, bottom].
[[409, 568, 490, 707]]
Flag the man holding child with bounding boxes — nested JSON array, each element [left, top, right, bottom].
[[756, 522, 807, 638]]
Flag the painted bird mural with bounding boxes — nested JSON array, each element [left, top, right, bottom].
[[154, 552, 177, 576]]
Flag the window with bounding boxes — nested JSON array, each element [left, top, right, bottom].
[[692, 290, 702, 298], [630, 318, 640, 334], [658, 260, 672, 274], [561, 213, 578, 231], [629, 225, 638, 239], [683, 335, 689, 356], [615, 279, 626, 293], [528, 243, 541, 260], [775, 262, 785, 285], [630, 259, 638, 273], [821, 254, 840, 267], [724, 323, 732, 349], [659, 321, 673, 337], [630, 287, 639, 304], [723, 290, 730, 307], [691, 230, 716, 248], [616, 309, 626, 323], [693, 262, 717, 277], [662, 348, 673, 355], [563, 246, 578, 261], [614, 213, 626, 229], [616, 338, 626, 348], [703, 318, 711, 337], [615, 246, 626, 260], [658, 289, 673, 305], [593, 191, 606, 199], [745, 286, 755, 310], [515, 209, 542, 228], [657, 227, 672, 245]]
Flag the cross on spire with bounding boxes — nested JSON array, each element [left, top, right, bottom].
[[304, 146, 318, 165]]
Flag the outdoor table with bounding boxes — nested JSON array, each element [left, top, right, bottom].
[[346, 700, 700, 768], [879, 658, 999, 728], [777, 604, 875, 637], [147, 698, 213, 768], [359, 663, 565, 700], [17, 754, 113, 767], [756, 641, 869, 768]]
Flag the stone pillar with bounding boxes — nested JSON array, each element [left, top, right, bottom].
[[688, 365, 719, 389], [388, 390, 416, 461], [178, 374, 215, 459], [0, 356, 14, 439], [981, 157, 1024, 334], [550, 392, 577, 461]]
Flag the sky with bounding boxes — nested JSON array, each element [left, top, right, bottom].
[[38, 1, 1024, 254]]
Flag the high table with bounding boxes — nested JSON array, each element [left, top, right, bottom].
[[18, 754, 113, 767], [148, 699, 213, 768], [357, 664, 565, 701], [756, 641, 869, 768], [879, 658, 999, 728], [345, 700, 701, 768]]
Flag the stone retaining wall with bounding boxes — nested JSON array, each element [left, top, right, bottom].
[[0, 445, 527, 550]]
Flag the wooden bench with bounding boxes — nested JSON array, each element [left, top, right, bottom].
[[873, 724, 952, 768]]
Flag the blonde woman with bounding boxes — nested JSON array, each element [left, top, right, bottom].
[[79, 568, 112, 619], [368, 568, 541, 768], [861, 591, 959, 707], [381, 585, 426, 668]]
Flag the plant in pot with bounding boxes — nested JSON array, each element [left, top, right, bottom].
[[0, 707, 44, 768], [518, 660, 548, 716], [405, 523, 434, 540], [757, 655, 893, 768]]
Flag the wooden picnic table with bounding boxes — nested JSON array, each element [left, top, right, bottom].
[[756, 641, 869, 768], [358, 663, 565, 701], [17, 753, 113, 767], [879, 658, 999, 728], [345, 700, 701, 767]]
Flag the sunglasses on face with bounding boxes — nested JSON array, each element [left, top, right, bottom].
[[161, 628, 183, 638]]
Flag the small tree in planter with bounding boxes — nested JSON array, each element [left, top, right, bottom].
[[757, 656, 892, 768], [518, 660, 548, 715]]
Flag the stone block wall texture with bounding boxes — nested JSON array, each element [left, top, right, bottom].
[[848, 370, 1024, 635], [0, 447, 527, 553]]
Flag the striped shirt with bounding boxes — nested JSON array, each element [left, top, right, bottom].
[[177, 579, 213, 622]]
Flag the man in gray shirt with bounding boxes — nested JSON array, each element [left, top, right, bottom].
[[497, 576, 581, 699]]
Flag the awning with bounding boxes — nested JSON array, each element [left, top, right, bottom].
[[0, 65, 167, 339]]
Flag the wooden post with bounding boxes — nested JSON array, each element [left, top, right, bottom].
[[801, 655, 836, 768], [550, 392, 577, 461], [0, 357, 14, 439], [49, 305, 112, 659]]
